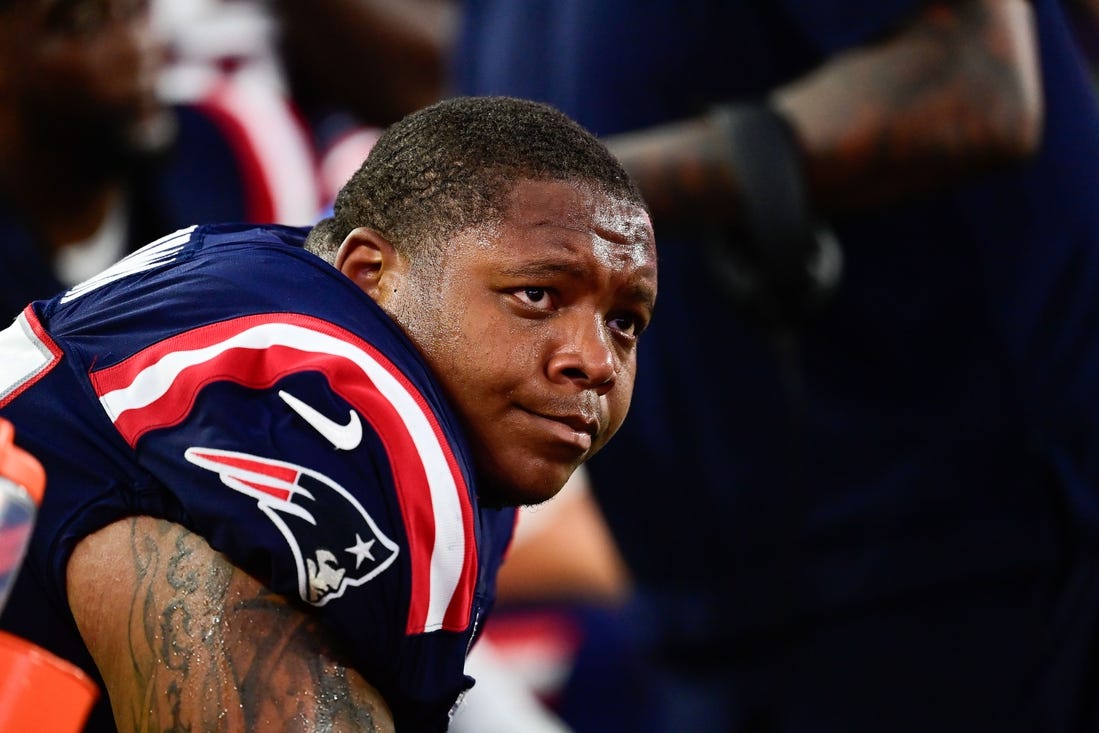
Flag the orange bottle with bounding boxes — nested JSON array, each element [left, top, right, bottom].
[[0, 418, 98, 732]]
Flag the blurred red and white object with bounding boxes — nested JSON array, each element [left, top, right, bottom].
[[150, 0, 326, 225], [0, 418, 98, 732], [0, 418, 43, 610]]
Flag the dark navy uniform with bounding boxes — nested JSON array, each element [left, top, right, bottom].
[[459, 1, 1099, 730], [0, 223, 515, 733]]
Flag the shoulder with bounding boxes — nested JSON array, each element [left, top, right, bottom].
[[44, 223, 342, 337]]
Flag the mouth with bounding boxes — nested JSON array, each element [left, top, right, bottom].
[[519, 407, 599, 453]]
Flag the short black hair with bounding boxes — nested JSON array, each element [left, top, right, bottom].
[[305, 96, 645, 262]]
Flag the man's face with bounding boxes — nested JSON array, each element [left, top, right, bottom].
[[8, 0, 168, 157], [382, 179, 657, 506]]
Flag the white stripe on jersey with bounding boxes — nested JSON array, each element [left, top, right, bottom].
[[0, 311, 58, 403], [61, 225, 197, 304], [98, 320, 468, 632]]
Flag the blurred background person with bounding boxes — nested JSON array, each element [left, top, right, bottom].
[[148, 0, 459, 217], [26, 1, 1099, 731], [271, 0, 457, 207], [1067, 0, 1099, 86], [454, 0, 1099, 731], [0, 0, 322, 321], [150, 0, 366, 214], [272, 0, 455, 128]]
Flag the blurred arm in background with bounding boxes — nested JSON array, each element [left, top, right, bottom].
[[608, 0, 1042, 230]]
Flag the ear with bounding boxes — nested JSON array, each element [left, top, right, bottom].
[[335, 227, 405, 302]]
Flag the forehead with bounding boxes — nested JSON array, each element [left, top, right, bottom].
[[437, 179, 656, 310], [506, 179, 651, 242], [491, 179, 656, 271]]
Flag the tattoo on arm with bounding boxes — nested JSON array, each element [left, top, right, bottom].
[[70, 517, 394, 733], [608, 116, 744, 229], [610, 0, 1041, 227], [775, 0, 1042, 213]]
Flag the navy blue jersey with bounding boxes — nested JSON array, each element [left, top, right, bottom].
[[0, 223, 516, 733], [459, 1, 1099, 730]]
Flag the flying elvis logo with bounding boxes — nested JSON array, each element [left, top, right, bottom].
[[91, 312, 479, 634], [184, 447, 399, 605]]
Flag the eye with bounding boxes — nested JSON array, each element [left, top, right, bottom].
[[609, 314, 638, 337], [513, 287, 555, 311], [608, 311, 649, 339]]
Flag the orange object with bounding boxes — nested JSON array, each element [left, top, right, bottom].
[[0, 419, 98, 730], [0, 419, 44, 506], [0, 630, 98, 732]]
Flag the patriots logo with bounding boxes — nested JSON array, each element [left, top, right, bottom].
[[184, 447, 399, 606]]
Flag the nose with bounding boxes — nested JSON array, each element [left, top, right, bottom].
[[547, 315, 617, 394]]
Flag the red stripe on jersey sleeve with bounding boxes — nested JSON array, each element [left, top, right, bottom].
[[89, 312, 477, 634]]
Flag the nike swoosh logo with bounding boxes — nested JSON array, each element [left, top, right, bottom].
[[278, 390, 363, 451]]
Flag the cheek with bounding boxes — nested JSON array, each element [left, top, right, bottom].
[[449, 300, 541, 379], [408, 304, 513, 401], [605, 365, 637, 433], [400, 289, 545, 408], [454, 322, 539, 398]]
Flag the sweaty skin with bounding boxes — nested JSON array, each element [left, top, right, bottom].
[[340, 178, 658, 506], [68, 517, 395, 733], [66, 177, 657, 730]]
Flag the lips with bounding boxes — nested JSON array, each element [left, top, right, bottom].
[[519, 406, 599, 452], [530, 409, 598, 436]]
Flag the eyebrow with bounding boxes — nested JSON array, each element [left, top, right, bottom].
[[496, 260, 589, 280], [620, 281, 657, 313], [499, 260, 657, 311]]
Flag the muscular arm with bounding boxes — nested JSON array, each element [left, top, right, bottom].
[[610, 0, 1042, 227], [66, 516, 394, 733]]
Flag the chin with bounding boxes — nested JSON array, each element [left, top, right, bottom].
[[476, 471, 570, 508]]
